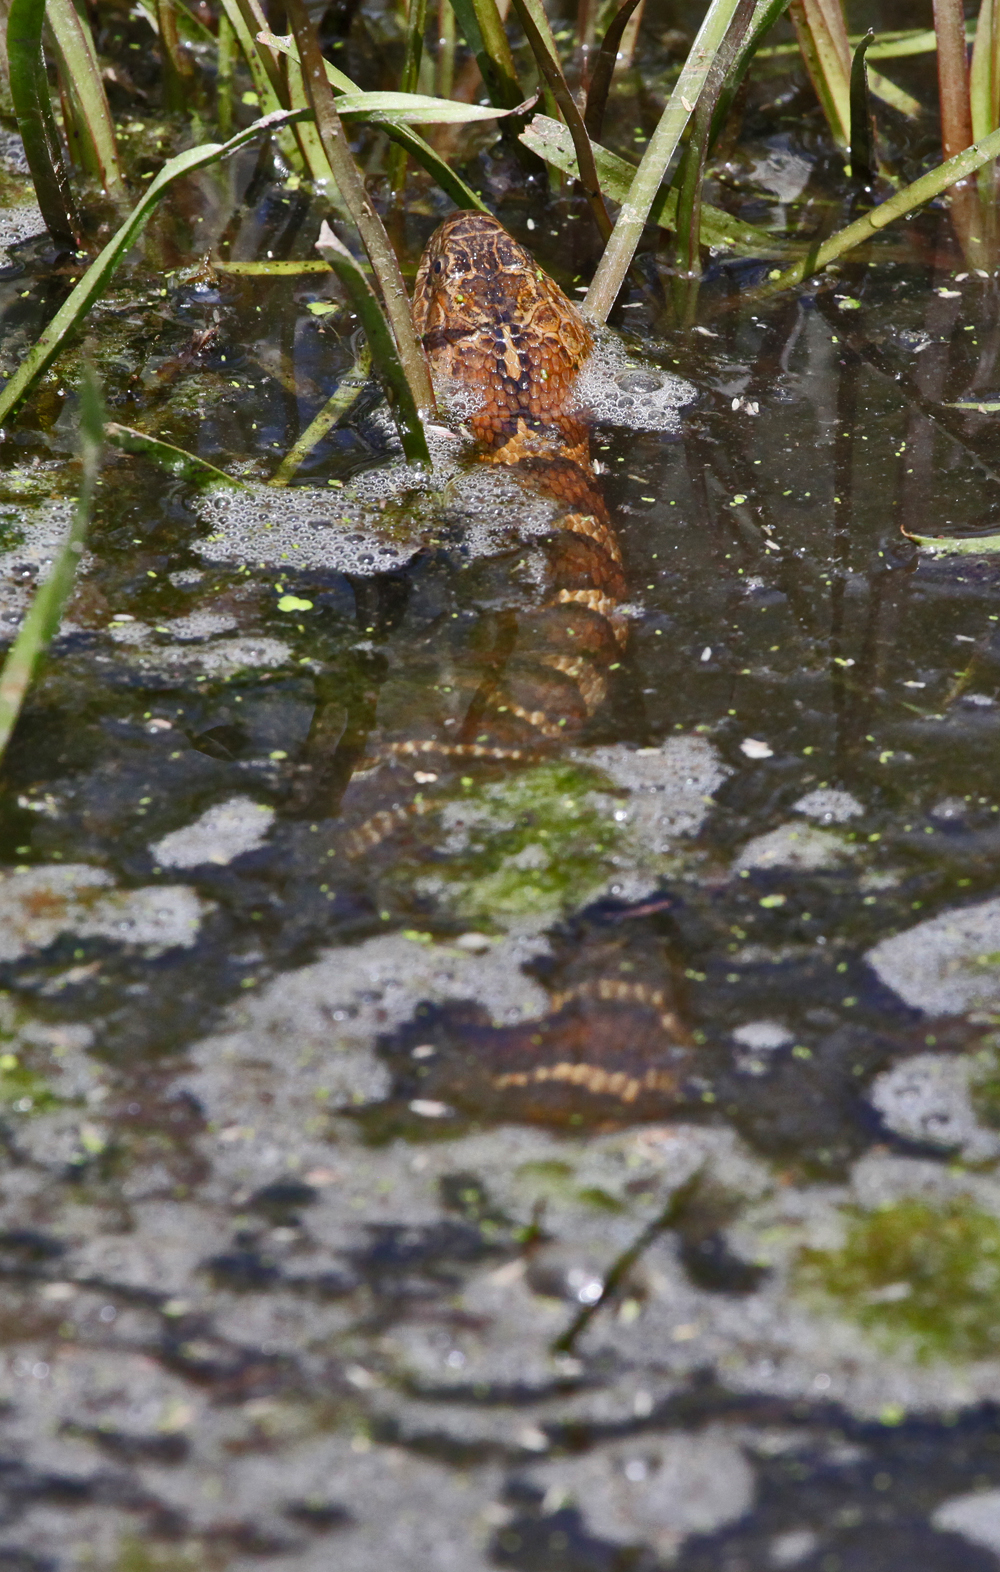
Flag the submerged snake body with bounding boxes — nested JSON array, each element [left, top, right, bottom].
[[348, 214, 697, 1126], [410, 211, 626, 752]]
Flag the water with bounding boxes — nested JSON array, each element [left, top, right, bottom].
[[2, 13, 1000, 1567]]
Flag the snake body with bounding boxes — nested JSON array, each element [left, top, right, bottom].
[[350, 214, 698, 1125]]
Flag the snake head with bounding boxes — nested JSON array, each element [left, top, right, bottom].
[[411, 211, 593, 440]]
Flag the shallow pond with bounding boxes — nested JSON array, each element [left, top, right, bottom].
[[3, 3, 1000, 1567]]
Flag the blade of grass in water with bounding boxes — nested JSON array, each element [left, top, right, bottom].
[[259, 31, 491, 210], [314, 223, 429, 468], [934, 0, 973, 158], [520, 114, 804, 255], [0, 371, 102, 766], [584, 0, 643, 141], [448, 0, 523, 109], [285, 0, 435, 421], [751, 121, 1000, 298], [849, 30, 876, 188], [389, 0, 429, 195], [583, 0, 754, 324], [970, 0, 999, 142], [789, 0, 851, 148], [0, 108, 309, 430], [7, 0, 80, 247], [509, 0, 611, 240], [271, 343, 373, 485], [105, 424, 247, 488], [673, 0, 757, 291], [47, 0, 126, 201]]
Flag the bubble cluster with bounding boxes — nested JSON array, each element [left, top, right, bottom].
[[0, 498, 80, 637], [572, 329, 695, 431], [194, 484, 424, 574], [0, 202, 45, 264]]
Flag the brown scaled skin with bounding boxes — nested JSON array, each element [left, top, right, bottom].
[[412, 210, 594, 470]]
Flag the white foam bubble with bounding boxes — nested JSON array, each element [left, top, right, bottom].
[[0, 497, 82, 637], [572, 328, 695, 432], [0, 202, 45, 263]]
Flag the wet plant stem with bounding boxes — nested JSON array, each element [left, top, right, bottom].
[[0, 372, 102, 767], [271, 343, 373, 484], [458, 0, 523, 107], [509, 0, 611, 241], [933, 0, 973, 158], [388, 0, 428, 196], [584, 0, 746, 323], [217, 12, 235, 136], [7, 0, 79, 248], [47, 0, 125, 200], [970, 0, 1000, 141], [436, 0, 456, 98], [285, 0, 436, 419], [752, 121, 1000, 299], [156, 0, 194, 112], [673, 0, 756, 303], [0, 108, 308, 429], [314, 225, 429, 466], [583, 0, 642, 141], [789, 0, 851, 148]]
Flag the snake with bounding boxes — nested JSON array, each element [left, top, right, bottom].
[[343, 213, 700, 1125]]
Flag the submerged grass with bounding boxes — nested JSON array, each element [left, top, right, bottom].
[[797, 1198, 1000, 1362], [0, 370, 102, 766]]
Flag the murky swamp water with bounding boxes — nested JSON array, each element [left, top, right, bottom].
[[5, 3, 1000, 1567]]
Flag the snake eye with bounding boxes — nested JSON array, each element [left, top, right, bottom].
[[433, 259, 444, 273]]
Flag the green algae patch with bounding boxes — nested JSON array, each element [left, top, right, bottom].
[[967, 1042, 1000, 1131], [796, 1197, 1000, 1362], [437, 763, 626, 921]]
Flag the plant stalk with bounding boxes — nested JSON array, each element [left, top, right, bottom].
[[0, 370, 102, 765], [7, 0, 79, 248], [284, 0, 435, 418], [933, 0, 973, 158], [583, 0, 746, 323]]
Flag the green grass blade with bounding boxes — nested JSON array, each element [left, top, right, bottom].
[[0, 108, 308, 431], [258, 31, 491, 208], [7, 0, 80, 247], [0, 369, 103, 765], [509, 0, 612, 240], [584, 0, 643, 141], [315, 222, 430, 468], [849, 30, 876, 186], [105, 424, 247, 487], [270, 342, 372, 484], [521, 114, 802, 257], [218, 0, 285, 113], [904, 530, 1000, 554], [47, 0, 126, 200], [970, 0, 1000, 141], [448, 0, 523, 109], [789, 0, 851, 149], [752, 120, 1000, 296], [285, 0, 436, 420], [583, 0, 747, 323]]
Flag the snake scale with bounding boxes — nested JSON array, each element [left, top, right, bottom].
[[344, 214, 699, 1126]]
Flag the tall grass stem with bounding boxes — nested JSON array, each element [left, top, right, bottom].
[[0, 370, 102, 766], [753, 120, 1000, 297], [47, 0, 126, 200], [509, 0, 611, 240], [933, 0, 973, 158], [7, 0, 79, 247], [285, 0, 435, 418], [0, 108, 308, 430], [583, 0, 746, 323]]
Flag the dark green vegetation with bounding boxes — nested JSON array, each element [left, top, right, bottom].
[[798, 1197, 1000, 1361]]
